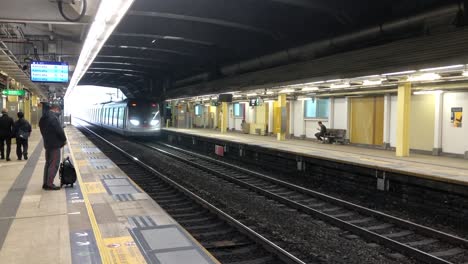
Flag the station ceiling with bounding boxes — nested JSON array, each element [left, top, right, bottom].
[[1, 0, 464, 99]]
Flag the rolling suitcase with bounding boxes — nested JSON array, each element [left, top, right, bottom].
[[60, 156, 77, 188]]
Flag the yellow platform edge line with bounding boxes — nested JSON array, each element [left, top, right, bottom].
[[65, 131, 112, 264]]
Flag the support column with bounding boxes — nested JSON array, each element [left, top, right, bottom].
[[276, 94, 286, 141], [383, 94, 391, 149], [328, 97, 335, 128], [396, 83, 411, 157], [24, 97, 31, 123], [220, 102, 228, 133], [433, 92, 443, 155]]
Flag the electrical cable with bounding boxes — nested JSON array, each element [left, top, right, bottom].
[[58, 0, 87, 22]]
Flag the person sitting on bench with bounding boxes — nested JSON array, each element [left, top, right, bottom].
[[315, 121, 327, 141]]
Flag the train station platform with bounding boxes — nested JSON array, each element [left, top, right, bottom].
[[162, 128, 468, 188], [0, 127, 219, 264]]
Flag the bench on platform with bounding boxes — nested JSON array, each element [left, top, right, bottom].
[[324, 129, 347, 144]]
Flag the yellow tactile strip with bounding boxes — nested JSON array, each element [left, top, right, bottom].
[[163, 128, 468, 187]]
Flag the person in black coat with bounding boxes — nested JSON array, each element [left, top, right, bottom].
[[39, 103, 67, 190], [0, 108, 14, 161], [315, 121, 327, 141], [13, 111, 32, 160]]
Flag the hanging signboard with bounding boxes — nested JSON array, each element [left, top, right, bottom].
[[2, 89, 25, 96], [451, 107, 462, 128]]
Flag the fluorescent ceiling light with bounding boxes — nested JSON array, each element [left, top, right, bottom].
[[298, 97, 312, 101], [279, 89, 294, 93], [310, 81, 325, 84], [330, 83, 350, 89], [246, 93, 257, 96], [66, 0, 135, 98], [382, 70, 416, 76], [302, 86, 319, 91], [233, 94, 242, 98], [266, 91, 274, 95], [163, 36, 183, 40], [408, 73, 441, 82], [414, 90, 443, 95], [420, 65, 464, 72], [462, 71, 468, 77], [363, 80, 382, 86], [326, 79, 341, 83]]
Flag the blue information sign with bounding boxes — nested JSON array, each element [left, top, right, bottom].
[[30, 61, 69, 83]]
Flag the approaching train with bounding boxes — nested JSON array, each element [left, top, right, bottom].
[[83, 99, 161, 136]]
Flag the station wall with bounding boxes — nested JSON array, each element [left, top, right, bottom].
[[442, 92, 468, 155], [187, 91, 468, 156]]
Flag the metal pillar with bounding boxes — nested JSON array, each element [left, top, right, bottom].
[[396, 83, 411, 157], [276, 94, 286, 141]]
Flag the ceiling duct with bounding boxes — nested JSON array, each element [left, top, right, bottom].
[[174, 3, 461, 88]]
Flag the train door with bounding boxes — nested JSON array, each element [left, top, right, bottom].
[[349, 96, 384, 145]]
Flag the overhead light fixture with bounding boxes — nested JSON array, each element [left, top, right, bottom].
[[279, 88, 294, 93], [266, 91, 274, 95], [330, 83, 350, 89], [163, 36, 183, 40], [382, 70, 416, 76], [302, 86, 319, 91], [233, 94, 242, 98], [151, 39, 157, 44], [420, 65, 464, 72], [408, 73, 441, 82], [298, 97, 312, 101], [363, 80, 382, 86], [326, 79, 341, 83], [414, 90, 443, 95], [65, 0, 136, 98], [462, 71, 468, 77], [246, 93, 257, 96]]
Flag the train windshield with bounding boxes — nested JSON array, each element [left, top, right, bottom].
[[128, 101, 160, 126]]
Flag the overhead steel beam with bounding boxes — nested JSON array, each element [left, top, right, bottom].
[[270, 0, 350, 24], [84, 71, 144, 78], [102, 45, 198, 57], [87, 68, 149, 74], [113, 32, 214, 46], [95, 55, 176, 65], [91, 61, 165, 69], [127, 11, 276, 38], [0, 18, 90, 25]]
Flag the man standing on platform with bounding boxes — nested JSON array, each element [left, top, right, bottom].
[[13, 111, 32, 160], [0, 108, 14, 161], [39, 103, 67, 190]]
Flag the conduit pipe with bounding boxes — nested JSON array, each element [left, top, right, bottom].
[[174, 3, 461, 88]]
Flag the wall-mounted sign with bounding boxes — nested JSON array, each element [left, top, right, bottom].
[[451, 107, 462, 128], [2, 89, 25, 96]]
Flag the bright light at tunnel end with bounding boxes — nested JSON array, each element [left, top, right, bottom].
[[66, 0, 136, 99]]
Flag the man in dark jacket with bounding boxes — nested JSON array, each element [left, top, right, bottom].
[[39, 103, 67, 190], [0, 108, 14, 161], [13, 111, 32, 160], [315, 121, 327, 141]]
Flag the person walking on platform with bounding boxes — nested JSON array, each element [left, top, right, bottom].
[[13, 111, 32, 160], [0, 108, 14, 161], [315, 121, 327, 142], [39, 104, 67, 190]]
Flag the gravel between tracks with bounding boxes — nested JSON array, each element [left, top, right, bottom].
[[126, 142, 416, 264]]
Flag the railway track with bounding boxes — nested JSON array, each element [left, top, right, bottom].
[[76, 123, 306, 264], [138, 140, 468, 264]]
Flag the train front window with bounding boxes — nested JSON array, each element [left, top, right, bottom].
[[128, 102, 160, 127]]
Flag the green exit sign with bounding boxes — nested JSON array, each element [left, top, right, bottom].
[[1, 90, 25, 96]]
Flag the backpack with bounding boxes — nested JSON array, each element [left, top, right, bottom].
[[60, 157, 77, 187], [18, 128, 30, 139]]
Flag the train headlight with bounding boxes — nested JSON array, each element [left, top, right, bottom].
[[130, 119, 140, 126], [150, 120, 159, 126]]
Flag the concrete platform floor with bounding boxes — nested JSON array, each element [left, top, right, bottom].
[[0, 127, 218, 264]]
